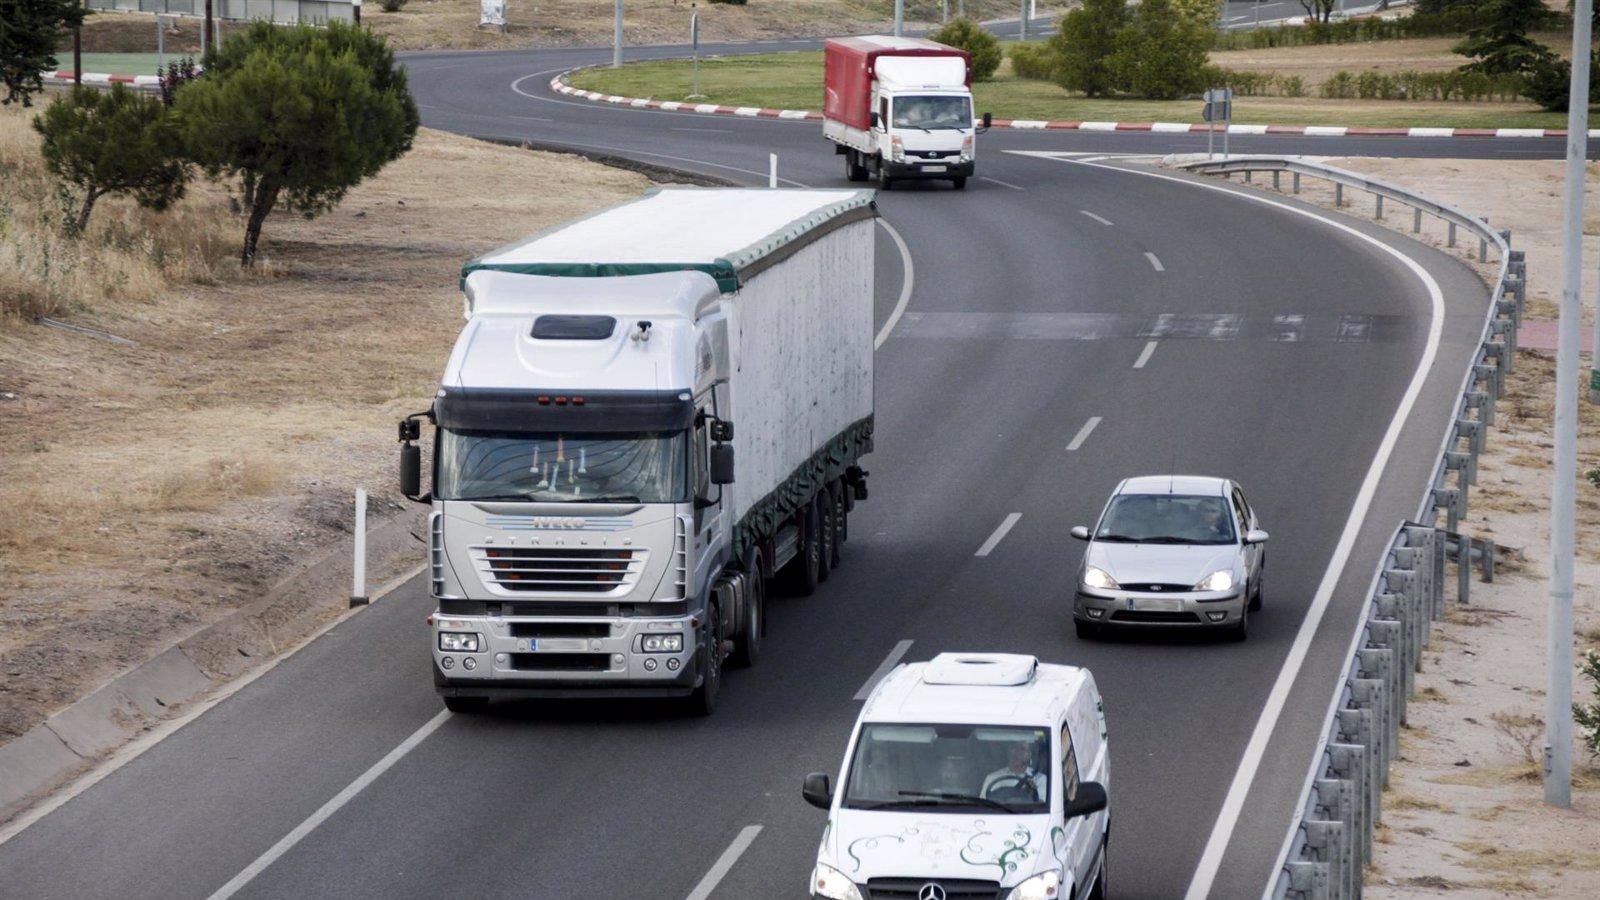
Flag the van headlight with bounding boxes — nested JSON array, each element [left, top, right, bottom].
[[1005, 869, 1061, 900], [1082, 566, 1118, 590], [1194, 570, 1235, 592], [438, 632, 480, 652], [811, 862, 863, 900]]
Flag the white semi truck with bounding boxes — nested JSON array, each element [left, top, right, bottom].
[[399, 188, 877, 715]]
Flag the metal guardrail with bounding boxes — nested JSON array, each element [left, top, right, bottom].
[[1178, 157, 1524, 900], [85, 0, 353, 24]]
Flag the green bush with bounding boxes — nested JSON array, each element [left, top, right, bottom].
[[1321, 70, 1357, 99], [929, 17, 1002, 81], [1009, 41, 1060, 81], [1279, 74, 1305, 97], [379, 0, 407, 10], [1052, 0, 1130, 96], [1522, 52, 1600, 110], [32, 84, 187, 235], [1577, 650, 1600, 761], [1, 0, 88, 106], [1209, 9, 1500, 51], [1109, 0, 1209, 100]]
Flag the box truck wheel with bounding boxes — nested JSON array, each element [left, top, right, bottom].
[[952, 176, 967, 190], [877, 167, 894, 191], [690, 603, 723, 716], [443, 696, 489, 714], [845, 151, 867, 183]]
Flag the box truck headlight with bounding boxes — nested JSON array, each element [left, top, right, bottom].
[[642, 634, 684, 653], [890, 135, 905, 163], [961, 134, 974, 161], [811, 863, 863, 900], [439, 632, 480, 653]]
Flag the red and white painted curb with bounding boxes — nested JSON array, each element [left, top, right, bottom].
[[551, 72, 1594, 139], [44, 71, 163, 88]]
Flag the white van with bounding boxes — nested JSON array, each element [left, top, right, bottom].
[[804, 653, 1110, 900]]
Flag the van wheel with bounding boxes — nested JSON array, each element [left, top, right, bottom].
[[689, 605, 722, 716], [1075, 620, 1101, 641], [729, 567, 763, 669], [1088, 836, 1108, 900], [816, 490, 835, 584], [952, 176, 967, 190], [443, 696, 488, 714]]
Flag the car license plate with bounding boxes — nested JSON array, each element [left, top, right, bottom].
[[1135, 597, 1183, 612], [922, 164, 948, 172]]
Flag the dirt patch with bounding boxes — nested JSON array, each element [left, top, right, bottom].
[[0, 101, 654, 744], [68, 13, 250, 55], [1210, 31, 1572, 89]]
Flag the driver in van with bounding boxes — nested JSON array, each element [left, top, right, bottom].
[[981, 742, 1047, 801]]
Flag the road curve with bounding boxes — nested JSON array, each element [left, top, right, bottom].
[[0, 38, 1499, 900]]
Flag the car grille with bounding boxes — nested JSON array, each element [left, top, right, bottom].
[[1110, 610, 1202, 624], [471, 546, 645, 594], [1118, 583, 1193, 593], [865, 878, 1000, 900], [508, 652, 612, 672]]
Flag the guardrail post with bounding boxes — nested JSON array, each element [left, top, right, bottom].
[[1304, 818, 1349, 900], [1456, 417, 1485, 457], [1448, 221, 1457, 247], [1353, 677, 1394, 774], [1453, 533, 1471, 605], [1273, 170, 1281, 190], [1287, 861, 1331, 899], [1413, 207, 1423, 233], [1482, 538, 1495, 583], [1375, 194, 1384, 219], [1483, 340, 1511, 383], [1246, 170, 1254, 183], [1466, 389, 1494, 429], [1434, 485, 1460, 534], [1475, 362, 1503, 402], [1294, 172, 1302, 194], [1335, 183, 1345, 207], [1490, 316, 1517, 363], [1445, 450, 1476, 490]]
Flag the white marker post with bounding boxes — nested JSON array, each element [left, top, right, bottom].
[[769, 153, 778, 188], [613, 0, 623, 68], [894, 0, 904, 36], [351, 488, 369, 607]]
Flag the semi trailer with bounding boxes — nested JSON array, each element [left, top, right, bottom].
[[823, 35, 991, 190], [399, 188, 878, 715]]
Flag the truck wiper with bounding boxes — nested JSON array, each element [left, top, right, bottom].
[[565, 495, 641, 503], [895, 790, 1018, 814], [464, 493, 536, 502]]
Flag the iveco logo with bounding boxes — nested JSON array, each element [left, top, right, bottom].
[[1150, 585, 1162, 591], [917, 884, 947, 900], [521, 517, 588, 530]]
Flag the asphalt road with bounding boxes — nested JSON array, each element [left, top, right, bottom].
[[0, 35, 1531, 900]]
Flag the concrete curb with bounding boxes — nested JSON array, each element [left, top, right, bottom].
[[549, 70, 1592, 140], [0, 506, 426, 821], [43, 71, 162, 88]]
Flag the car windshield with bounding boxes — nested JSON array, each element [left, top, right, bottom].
[[1095, 494, 1236, 545], [892, 95, 972, 130], [842, 723, 1050, 814], [437, 430, 688, 503]]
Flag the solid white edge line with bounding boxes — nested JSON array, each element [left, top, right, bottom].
[[975, 513, 1023, 558], [206, 709, 453, 900], [684, 824, 764, 900], [1066, 416, 1102, 452], [854, 639, 916, 700], [1042, 158, 1445, 900], [1144, 251, 1165, 272], [979, 176, 1024, 190], [1079, 210, 1114, 226], [875, 220, 915, 350], [1133, 341, 1158, 369]]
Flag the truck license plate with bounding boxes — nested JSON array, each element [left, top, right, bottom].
[[922, 164, 947, 173], [1135, 598, 1182, 612]]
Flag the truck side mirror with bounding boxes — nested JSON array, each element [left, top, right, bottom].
[[710, 419, 734, 442], [400, 443, 422, 499], [1065, 781, 1108, 819], [802, 772, 833, 810], [980, 111, 992, 132], [870, 111, 880, 129], [711, 443, 735, 485]]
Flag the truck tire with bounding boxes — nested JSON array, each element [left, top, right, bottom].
[[443, 696, 489, 714], [845, 151, 867, 182], [817, 490, 834, 584], [729, 563, 764, 669], [828, 480, 846, 568], [787, 501, 822, 597], [690, 603, 723, 716], [877, 166, 894, 191], [952, 176, 967, 190]]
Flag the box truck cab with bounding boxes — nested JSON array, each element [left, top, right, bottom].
[[803, 653, 1111, 900], [400, 188, 877, 716], [824, 36, 992, 191]]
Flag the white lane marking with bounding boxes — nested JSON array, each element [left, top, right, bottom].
[[1028, 156, 1449, 900], [854, 640, 916, 700], [975, 513, 1022, 558], [672, 126, 732, 133], [1080, 210, 1114, 226], [684, 825, 764, 900], [1066, 416, 1102, 452], [979, 175, 1024, 190], [875, 220, 915, 350], [1144, 251, 1165, 272], [207, 709, 453, 899], [0, 563, 427, 850], [1133, 340, 1158, 369]]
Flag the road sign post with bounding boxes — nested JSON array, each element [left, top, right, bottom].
[[1203, 88, 1232, 160], [613, 0, 623, 68], [689, 9, 704, 100]]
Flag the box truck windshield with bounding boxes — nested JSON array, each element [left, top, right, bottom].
[[436, 429, 689, 503], [892, 95, 971, 130]]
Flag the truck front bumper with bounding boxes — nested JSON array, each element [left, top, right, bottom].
[[431, 610, 702, 699], [884, 159, 974, 180]]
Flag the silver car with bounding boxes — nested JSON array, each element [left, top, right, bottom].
[[1070, 475, 1268, 641]]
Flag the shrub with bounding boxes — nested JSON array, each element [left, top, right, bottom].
[[1279, 74, 1305, 97], [1109, 0, 1209, 100], [1454, 0, 1560, 75], [158, 56, 201, 108], [32, 85, 187, 235], [1321, 70, 1356, 99], [1, 0, 88, 106], [929, 17, 1002, 81], [1576, 650, 1600, 761], [1052, 0, 1129, 96], [1522, 52, 1600, 110], [1009, 41, 1060, 82], [379, 0, 407, 10]]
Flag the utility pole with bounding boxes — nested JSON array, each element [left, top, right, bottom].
[[73, 0, 83, 85], [204, 0, 213, 56], [1020, 0, 1029, 41], [613, 0, 623, 68], [1547, 0, 1589, 811], [894, 0, 904, 36]]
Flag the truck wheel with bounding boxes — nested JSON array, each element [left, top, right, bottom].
[[788, 501, 822, 597], [443, 696, 489, 714], [845, 151, 867, 182], [729, 567, 763, 669], [690, 604, 722, 716], [952, 176, 967, 190], [816, 490, 834, 584], [877, 167, 894, 191], [828, 480, 847, 567]]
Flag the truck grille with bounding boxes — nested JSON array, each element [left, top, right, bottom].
[[865, 878, 999, 900], [507, 622, 611, 639], [472, 546, 645, 594], [508, 652, 612, 672]]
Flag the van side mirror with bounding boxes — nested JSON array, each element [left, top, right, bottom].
[[1245, 529, 1270, 544], [802, 772, 833, 810], [1069, 526, 1090, 541], [981, 111, 992, 131], [1065, 781, 1108, 819], [711, 444, 735, 485], [400, 443, 422, 499]]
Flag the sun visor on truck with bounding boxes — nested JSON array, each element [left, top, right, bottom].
[[433, 387, 696, 434]]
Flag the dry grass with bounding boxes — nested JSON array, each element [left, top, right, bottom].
[[1455, 843, 1600, 873], [1390, 792, 1449, 812], [1210, 32, 1573, 90]]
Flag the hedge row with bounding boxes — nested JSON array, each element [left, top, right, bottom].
[[1209, 9, 1502, 50], [1318, 68, 1528, 101]]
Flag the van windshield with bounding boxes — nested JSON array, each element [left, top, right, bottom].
[[892, 95, 972, 131], [842, 723, 1050, 814], [437, 430, 688, 503]]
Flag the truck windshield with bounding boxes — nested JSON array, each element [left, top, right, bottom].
[[842, 723, 1050, 814], [437, 430, 688, 503], [892, 95, 972, 130]]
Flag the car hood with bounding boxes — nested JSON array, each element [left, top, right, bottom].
[[819, 810, 1061, 887], [1085, 541, 1238, 586]]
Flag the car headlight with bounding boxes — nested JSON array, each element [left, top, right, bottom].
[[811, 862, 863, 900], [642, 634, 683, 653], [1194, 570, 1235, 592], [1005, 869, 1062, 900], [438, 631, 480, 652], [1082, 566, 1119, 590]]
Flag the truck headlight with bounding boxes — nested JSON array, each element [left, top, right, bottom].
[[1082, 566, 1119, 590], [439, 632, 480, 652], [811, 863, 863, 900], [890, 135, 905, 163], [1194, 570, 1235, 592], [1005, 869, 1061, 900], [642, 634, 683, 653], [961, 134, 974, 161]]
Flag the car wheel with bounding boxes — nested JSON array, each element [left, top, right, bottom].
[[1075, 620, 1101, 641], [1088, 835, 1108, 900], [689, 605, 722, 716], [1249, 578, 1263, 612], [443, 696, 488, 714], [877, 166, 894, 190], [1226, 604, 1249, 642], [845, 151, 867, 182]]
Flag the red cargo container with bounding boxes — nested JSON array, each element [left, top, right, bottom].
[[823, 37, 972, 131]]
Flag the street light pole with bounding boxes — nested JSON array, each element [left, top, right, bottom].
[[1547, 0, 1590, 811], [894, 0, 904, 37], [613, 0, 623, 68], [1020, 0, 1029, 41]]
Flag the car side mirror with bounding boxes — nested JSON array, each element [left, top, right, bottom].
[[400, 443, 422, 499], [1069, 525, 1090, 541], [980, 111, 992, 131], [1245, 529, 1270, 544], [1065, 781, 1108, 819], [711, 443, 735, 485], [802, 772, 833, 810]]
